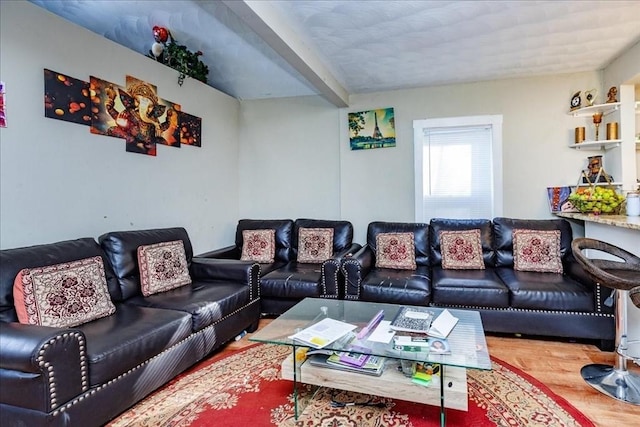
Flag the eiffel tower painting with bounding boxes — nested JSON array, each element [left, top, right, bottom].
[[348, 107, 396, 150], [372, 112, 383, 140]]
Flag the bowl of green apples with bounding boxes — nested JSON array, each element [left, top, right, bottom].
[[568, 186, 625, 215]]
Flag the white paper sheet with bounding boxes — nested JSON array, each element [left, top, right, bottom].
[[366, 320, 395, 343]]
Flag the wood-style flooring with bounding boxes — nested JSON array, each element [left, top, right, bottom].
[[222, 318, 640, 426]]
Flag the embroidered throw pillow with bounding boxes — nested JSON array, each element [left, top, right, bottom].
[[513, 229, 563, 274], [240, 229, 276, 263], [297, 227, 334, 263], [13, 256, 116, 327], [138, 240, 192, 296], [440, 229, 485, 270], [375, 232, 417, 270]]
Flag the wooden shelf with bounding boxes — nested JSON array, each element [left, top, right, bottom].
[[569, 140, 621, 150], [574, 182, 623, 187], [568, 102, 620, 117]]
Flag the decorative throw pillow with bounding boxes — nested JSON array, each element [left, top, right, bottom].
[[513, 229, 563, 274], [240, 229, 276, 263], [138, 240, 192, 297], [297, 227, 334, 263], [13, 256, 116, 328], [375, 232, 417, 270], [440, 229, 485, 270]]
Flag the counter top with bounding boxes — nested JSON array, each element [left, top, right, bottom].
[[556, 212, 640, 231]]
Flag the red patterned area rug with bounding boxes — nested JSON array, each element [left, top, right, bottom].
[[108, 344, 594, 427]]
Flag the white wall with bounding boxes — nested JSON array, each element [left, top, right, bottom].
[[238, 95, 342, 219], [0, 2, 241, 253], [241, 72, 604, 243]]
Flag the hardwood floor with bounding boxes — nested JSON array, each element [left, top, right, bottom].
[[223, 319, 640, 426]]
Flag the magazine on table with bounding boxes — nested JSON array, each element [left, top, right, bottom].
[[308, 353, 386, 376], [288, 317, 357, 349], [389, 306, 434, 334]]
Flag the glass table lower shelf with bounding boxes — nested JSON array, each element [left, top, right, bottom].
[[250, 298, 492, 426]]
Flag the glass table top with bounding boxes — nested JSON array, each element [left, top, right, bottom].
[[250, 298, 491, 371]]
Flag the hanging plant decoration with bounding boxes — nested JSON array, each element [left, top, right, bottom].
[[148, 26, 209, 86]]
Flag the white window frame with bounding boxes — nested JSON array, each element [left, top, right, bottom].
[[413, 115, 503, 222]]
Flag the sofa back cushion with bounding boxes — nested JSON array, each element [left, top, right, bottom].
[[236, 219, 294, 264], [493, 217, 573, 268], [367, 222, 430, 267], [0, 238, 120, 323], [429, 218, 494, 268], [99, 227, 193, 300], [293, 219, 354, 261]]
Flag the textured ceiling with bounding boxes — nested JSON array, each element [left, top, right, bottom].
[[30, 0, 640, 106]]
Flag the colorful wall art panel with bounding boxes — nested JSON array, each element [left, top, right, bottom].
[[44, 69, 90, 125], [179, 111, 202, 147], [0, 81, 6, 128], [44, 69, 202, 157], [349, 107, 396, 150]]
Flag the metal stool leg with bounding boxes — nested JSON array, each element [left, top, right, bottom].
[[581, 290, 640, 405]]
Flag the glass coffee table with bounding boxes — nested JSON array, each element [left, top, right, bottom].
[[250, 298, 491, 426]]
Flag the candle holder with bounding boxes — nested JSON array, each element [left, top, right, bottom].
[[592, 112, 603, 141]]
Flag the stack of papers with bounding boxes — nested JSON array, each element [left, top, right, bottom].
[[289, 317, 357, 349]]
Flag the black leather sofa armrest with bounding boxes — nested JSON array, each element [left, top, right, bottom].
[[321, 243, 363, 298], [196, 245, 238, 259], [0, 322, 87, 412], [564, 258, 614, 313], [341, 245, 375, 300], [190, 258, 260, 300]]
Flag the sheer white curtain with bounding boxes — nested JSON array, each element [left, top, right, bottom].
[[413, 116, 503, 222]]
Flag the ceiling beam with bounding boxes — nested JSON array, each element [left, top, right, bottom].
[[222, 0, 349, 108]]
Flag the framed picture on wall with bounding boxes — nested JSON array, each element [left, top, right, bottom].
[[348, 107, 396, 150]]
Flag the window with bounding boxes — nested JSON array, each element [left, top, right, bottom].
[[413, 116, 503, 221]]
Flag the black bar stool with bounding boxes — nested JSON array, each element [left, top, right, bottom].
[[571, 237, 640, 405]]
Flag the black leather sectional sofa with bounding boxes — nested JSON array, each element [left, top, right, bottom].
[[199, 218, 362, 315], [342, 218, 615, 350], [0, 217, 616, 426], [0, 227, 260, 427]]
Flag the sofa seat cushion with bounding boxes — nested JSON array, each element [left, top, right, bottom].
[[358, 266, 431, 305], [77, 304, 192, 386], [431, 267, 509, 308], [496, 268, 594, 311], [260, 263, 323, 299], [125, 280, 251, 332]]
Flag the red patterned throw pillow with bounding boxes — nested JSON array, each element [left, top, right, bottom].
[[440, 229, 485, 270], [138, 240, 192, 297], [297, 227, 334, 263], [13, 256, 116, 327], [240, 229, 276, 263], [513, 229, 563, 274], [375, 232, 417, 270]]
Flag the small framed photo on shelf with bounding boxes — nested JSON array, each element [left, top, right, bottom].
[[547, 186, 578, 213]]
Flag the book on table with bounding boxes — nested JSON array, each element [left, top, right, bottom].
[[307, 352, 386, 376], [389, 306, 434, 333]]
